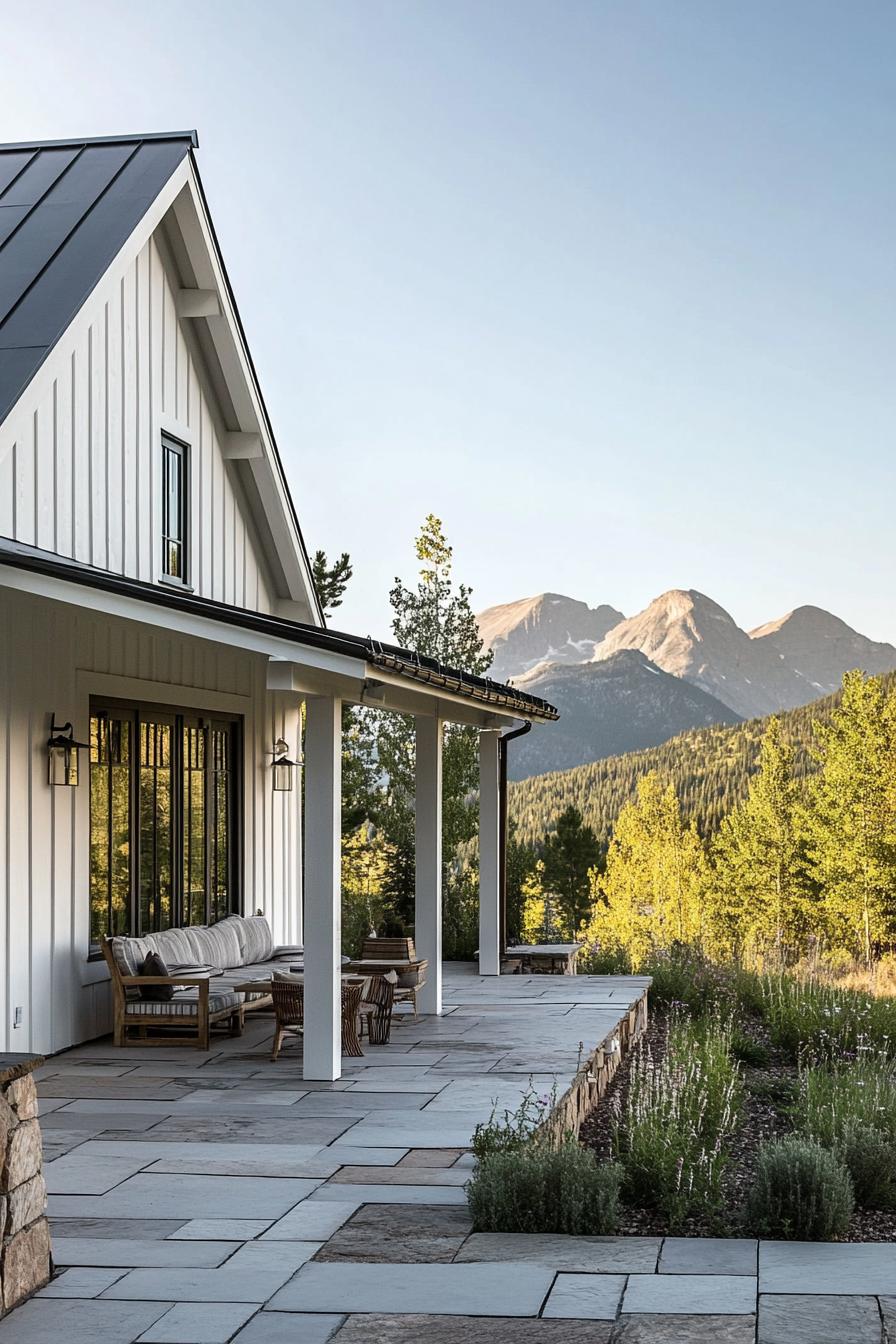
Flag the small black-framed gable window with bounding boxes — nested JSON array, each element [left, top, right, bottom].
[[161, 434, 188, 583]]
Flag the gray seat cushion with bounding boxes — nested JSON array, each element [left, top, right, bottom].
[[124, 990, 240, 1017]]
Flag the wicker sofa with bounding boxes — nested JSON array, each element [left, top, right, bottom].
[[101, 914, 303, 1049]]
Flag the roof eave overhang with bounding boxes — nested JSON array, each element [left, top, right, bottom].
[[0, 547, 558, 728]]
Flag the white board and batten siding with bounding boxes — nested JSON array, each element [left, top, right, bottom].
[[0, 233, 276, 613], [0, 586, 303, 1057]]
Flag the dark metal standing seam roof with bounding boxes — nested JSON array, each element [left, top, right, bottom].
[[0, 131, 196, 424]]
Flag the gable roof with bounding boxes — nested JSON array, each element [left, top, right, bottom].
[[0, 131, 197, 425], [0, 130, 324, 626]]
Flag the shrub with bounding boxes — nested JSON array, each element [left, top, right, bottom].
[[613, 1012, 741, 1227], [579, 944, 633, 976], [746, 1137, 853, 1240], [642, 945, 734, 1017], [729, 1029, 769, 1069], [794, 1052, 896, 1208], [760, 976, 896, 1062], [471, 1080, 556, 1160], [795, 1052, 896, 1147], [467, 1142, 622, 1234], [839, 1124, 896, 1209]]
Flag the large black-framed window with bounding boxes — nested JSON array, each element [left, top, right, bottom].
[[161, 434, 189, 583], [89, 700, 241, 948]]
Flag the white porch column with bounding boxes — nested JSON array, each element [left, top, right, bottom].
[[415, 715, 442, 1015], [302, 694, 342, 1081], [478, 730, 501, 976]]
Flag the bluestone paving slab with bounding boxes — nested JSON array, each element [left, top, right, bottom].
[[102, 1266, 298, 1302], [46, 1153, 152, 1194], [341, 1115, 481, 1148], [541, 1272, 627, 1319], [323, 1145, 407, 1165], [143, 1117, 356, 1144], [262, 1201, 362, 1241], [457, 1233, 661, 1273], [659, 1237, 758, 1276], [290, 1093, 434, 1115], [328, 1165, 469, 1186], [0, 1298, 172, 1343], [38, 1266, 129, 1296], [757, 1293, 882, 1344], [314, 1202, 470, 1264], [880, 1298, 896, 1340], [267, 1261, 555, 1316], [136, 1301, 259, 1342], [759, 1239, 896, 1294], [50, 1173, 322, 1219], [611, 1315, 756, 1344], [308, 1182, 467, 1205], [623, 1274, 757, 1315], [234, 1314, 346, 1343], [327, 1316, 613, 1342], [52, 1237, 239, 1268], [169, 1218, 274, 1240], [50, 1216, 186, 1239], [225, 1240, 322, 1272]]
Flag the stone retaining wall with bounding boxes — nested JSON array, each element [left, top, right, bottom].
[[0, 1060, 50, 1315], [542, 986, 649, 1141]]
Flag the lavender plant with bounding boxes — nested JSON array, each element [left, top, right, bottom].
[[612, 1011, 741, 1227]]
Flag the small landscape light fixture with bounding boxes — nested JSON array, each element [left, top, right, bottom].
[[47, 718, 89, 787], [271, 737, 300, 792]]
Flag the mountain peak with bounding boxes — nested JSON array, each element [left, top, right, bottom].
[[477, 593, 624, 682], [750, 605, 896, 696]]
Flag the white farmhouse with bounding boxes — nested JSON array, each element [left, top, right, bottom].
[[0, 132, 556, 1078]]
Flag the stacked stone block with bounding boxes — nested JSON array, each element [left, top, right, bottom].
[[0, 1059, 50, 1315]]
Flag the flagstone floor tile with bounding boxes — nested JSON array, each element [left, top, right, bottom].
[[0, 1298, 172, 1343], [457, 1233, 661, 1273], [38, 1267, 130, 1297], [52, 1236, 239, 1268], [611, 1315, 756, 1343], [541, 1272, 627, 1319], [169, 1218, 273, 1240], [622, 1274, 757, 1315], [233, 1313, 345, 1343], [261, 1201, 362, 1242], [50, 1172, 321, 1219], [326, 1315, 612, 1342], [101, 1266, 295, 1302], [308, 1182, 467, 1206], [659, 1238, 758, 1276], [759, 1240, 896, 1294], [137, 1302, 259, 1342], [267, 1261, 555, 1316], [757, 1293, 882, 1344]]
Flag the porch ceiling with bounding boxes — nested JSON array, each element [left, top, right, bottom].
[[0, 538, 559, 728]]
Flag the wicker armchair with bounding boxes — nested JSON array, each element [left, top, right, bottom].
[[270, 978, 304, 1061], [361, 971, 397, 1045]]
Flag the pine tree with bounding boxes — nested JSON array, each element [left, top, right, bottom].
[[541, 805, 600, 935], [710, 718, 812, 961], [804, 671, 896, 964], [311, 549, 353, 620], [376, 515, 492, 875]]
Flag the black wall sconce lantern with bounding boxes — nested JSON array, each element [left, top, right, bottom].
[[47, 718, 89, 787], [271, 737, 300, 792]]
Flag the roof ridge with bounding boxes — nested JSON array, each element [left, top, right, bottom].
[[0, 130, 199, 153]]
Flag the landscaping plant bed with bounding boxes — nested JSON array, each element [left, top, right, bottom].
[[577, 952, 896, 1243]]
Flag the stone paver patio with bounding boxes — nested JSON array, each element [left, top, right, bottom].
[[4, 965, 896, 1342]]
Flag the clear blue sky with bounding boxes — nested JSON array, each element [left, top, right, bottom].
[[3, 2, 894, 642]]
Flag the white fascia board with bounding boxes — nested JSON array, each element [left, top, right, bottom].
[[0, 157, 193, 471], [169, 166, 322, 625], [0, 563, 361, 683]]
